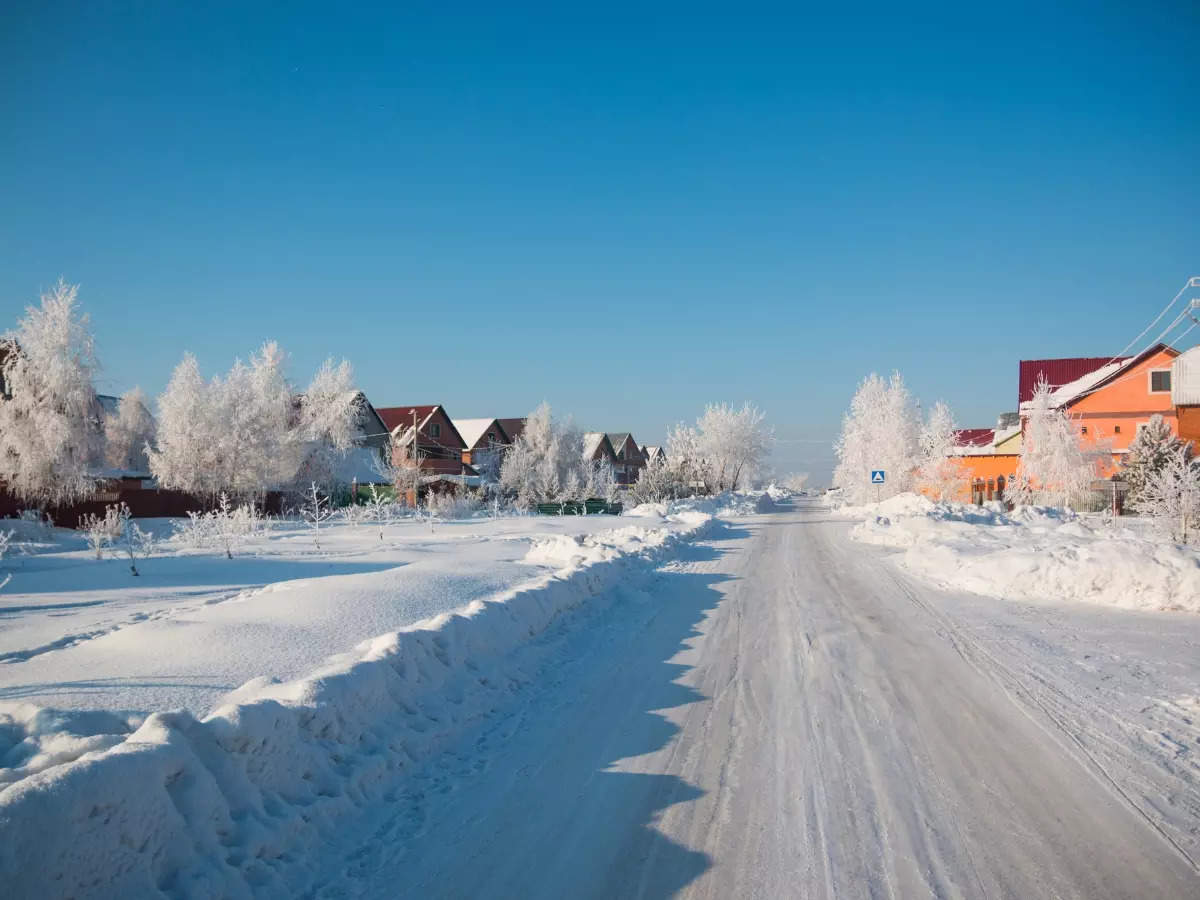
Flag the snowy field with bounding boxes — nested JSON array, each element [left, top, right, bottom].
[[837, 492, 1200, 613], [0, 494, 767, 896]]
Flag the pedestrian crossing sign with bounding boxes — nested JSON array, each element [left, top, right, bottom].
[[870, 470, 885, 484]]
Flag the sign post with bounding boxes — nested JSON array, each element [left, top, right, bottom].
[[870, 470, 885, 503]]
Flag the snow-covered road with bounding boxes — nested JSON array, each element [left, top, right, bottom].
[[311, 499, 1200, 898]]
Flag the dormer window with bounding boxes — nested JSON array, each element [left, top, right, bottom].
[[1150, 370, 1171, 393]]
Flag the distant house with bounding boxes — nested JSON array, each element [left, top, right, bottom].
[[606, 433, 645, 486], [453, 418, 511, 466], [328, 392, 392, 487], [642, 445, 666, 465], [583, 432, 618, 466], [376, 404, 477, 478]]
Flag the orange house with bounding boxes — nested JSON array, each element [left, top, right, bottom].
[[946, 342, 1185, 502], [1021, 342, 1181, 473]]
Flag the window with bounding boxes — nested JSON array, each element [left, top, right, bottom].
[[487, 432, 495, 443], [430, 423, 441, 438], [1114, 425, 1121, 434], [1149, 369, 1171, 393], [1136, 421, 1149, 436], [1081, 426, 1087, 435]]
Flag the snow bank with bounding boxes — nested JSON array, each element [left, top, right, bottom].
[[0, 510, 717, 898], [846, 494, 1200, 613]]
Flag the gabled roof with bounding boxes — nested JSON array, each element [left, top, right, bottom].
[[583, 432, 616, 461], [1018, 356, 1127, 406], [1019, 343, 1178, 413], [497, 417, 526, 442], [376, 404, 467, 449], [453, 417, 509, 450], [954, 428, 995, 448]]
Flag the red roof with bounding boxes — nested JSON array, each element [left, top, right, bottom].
[[1017, 356, 1126, 406], [497, 417, 526, 442], [954, 428, 995, 448], [376, 405, 440, 433]]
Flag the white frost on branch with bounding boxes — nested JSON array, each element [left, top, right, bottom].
[[0, 280, 102, 506], [915, 400, 959, 501], [1008, 377, 1105, 509], [148, 344, 361, 498], [103, 387, 156, 473], [1130, 445, 1200, 545], [833, 372, 920, 503]]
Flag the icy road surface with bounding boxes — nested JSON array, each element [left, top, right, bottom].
[[312, 500, 1200, 899]]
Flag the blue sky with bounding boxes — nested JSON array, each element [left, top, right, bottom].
[[2, 2, 1197, 482]]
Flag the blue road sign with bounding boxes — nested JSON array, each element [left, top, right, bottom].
[[870, 470, 886, 484]]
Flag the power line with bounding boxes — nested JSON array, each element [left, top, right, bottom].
[[1108, 276, 1200, 365]]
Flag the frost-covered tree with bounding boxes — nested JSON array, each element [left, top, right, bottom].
[[103, 387, 156, 473], [665, 423, 709, 494], [1122, 414, 1191, 505], [833, 372, 920, 503], [0, 280, 102, 506], [916, 400, 960, 501], [1009, 377, 1103, 508], [292, 358, 364, 491], [696, 402, 773, 492], [499, 403, 592, 507], [1130, 445, 1200, 545], [146, 353, 218, 496], [149, 344, 361, 499]]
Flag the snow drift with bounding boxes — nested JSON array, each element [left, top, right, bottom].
[[0, 507, 719, 898], [845, 494, 1200, 613]]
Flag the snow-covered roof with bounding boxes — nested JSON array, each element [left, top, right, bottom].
[[583, 432, 609, 460], [332, 446, 391, 484], [992, 423, 1021, 447], [1018, 343, 1173, 414], [452, 418, 504, 449]]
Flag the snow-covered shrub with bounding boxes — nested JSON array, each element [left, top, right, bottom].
[[338, 502, 372, 528], [302, 482, 334, 549], [1123, 414, 1192, 505], [172, 494, 265, 558], [915, 400, 960, 501], [426, 490, 482, 519], [0, 280, 102, 505], [1130, 445, 1200, 545], [78, 504, 130, 560], [120, 519, 154, 576], [365, 484, 397, 539], [628, 456, 688, 504], [1009, 377, 1106, 509], [834, 372, 920, 503], [103, 387, 156, 472]]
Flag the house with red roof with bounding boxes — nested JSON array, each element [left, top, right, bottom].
[[948, 343, 1186, 503], [375, 405, 478, 498], [1018, 343, 1181, 463]]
